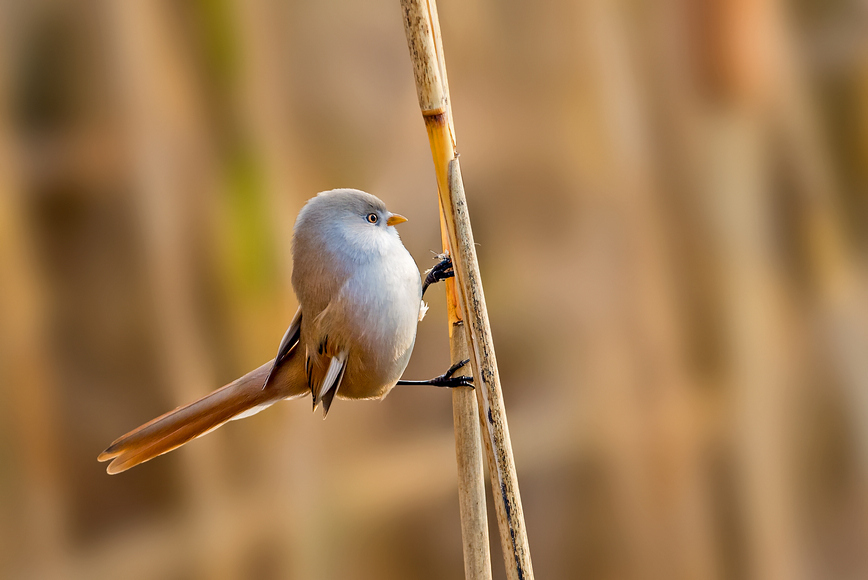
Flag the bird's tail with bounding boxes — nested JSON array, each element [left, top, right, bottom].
[[98, 360, 299, 474]]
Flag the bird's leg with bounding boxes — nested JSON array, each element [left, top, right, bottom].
[[397, 359, 473, 388], [422, 254, 455, 298]]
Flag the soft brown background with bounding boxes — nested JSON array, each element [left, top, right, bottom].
[[1, 0, 867, 579]]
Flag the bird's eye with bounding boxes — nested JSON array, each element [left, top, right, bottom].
[[366, 213, 379, 224]]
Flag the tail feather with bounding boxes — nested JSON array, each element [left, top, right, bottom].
[[99, 360, 287, 474]]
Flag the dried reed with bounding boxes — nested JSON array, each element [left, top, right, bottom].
[[400, 1, 533, 579]]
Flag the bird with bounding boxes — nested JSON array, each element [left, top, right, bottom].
[[98, 189, 471, 474]]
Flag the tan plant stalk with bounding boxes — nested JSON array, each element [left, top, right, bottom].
[[400, 2, 533, 579], [443, 211, 493, 580]]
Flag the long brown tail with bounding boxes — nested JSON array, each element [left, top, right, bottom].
[[98, 360, 297, 474]]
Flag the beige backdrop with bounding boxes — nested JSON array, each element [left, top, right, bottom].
[[1, 0, 867, 579]]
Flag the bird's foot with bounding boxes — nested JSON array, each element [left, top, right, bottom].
[[432, 359, 474, 388], [397, 359, 474, 388], [422, 254, 455, 297]]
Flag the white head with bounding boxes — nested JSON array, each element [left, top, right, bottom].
[[293, 189, 409, 265]]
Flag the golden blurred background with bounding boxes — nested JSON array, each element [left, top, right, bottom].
[[1, 0, 867, 578]]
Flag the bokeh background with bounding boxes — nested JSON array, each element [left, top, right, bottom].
[[1, 0, 867, 578]]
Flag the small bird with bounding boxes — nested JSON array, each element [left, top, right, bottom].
[[98, 189, 470, 474]]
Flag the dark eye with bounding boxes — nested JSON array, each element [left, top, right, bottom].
[[366, 213, 379, 224]]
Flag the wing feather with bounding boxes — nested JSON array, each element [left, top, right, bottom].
[[263, 307, 303, 389], [312, 350, 348, 417]]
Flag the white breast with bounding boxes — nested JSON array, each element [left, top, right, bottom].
[[333, 240, 421, 397], [344, 242, 421, 353]]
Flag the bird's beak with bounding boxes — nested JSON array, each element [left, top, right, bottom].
[[386, 214, 408, 226]]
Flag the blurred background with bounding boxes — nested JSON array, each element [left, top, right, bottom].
[[1, 0, 867, 578]]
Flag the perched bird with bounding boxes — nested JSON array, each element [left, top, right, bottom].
[[98, 189, 470, 474]]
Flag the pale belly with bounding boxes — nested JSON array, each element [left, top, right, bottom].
[[304, 248, 422, 401]]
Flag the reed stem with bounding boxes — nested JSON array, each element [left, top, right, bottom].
[[400, 2, 533, 578]]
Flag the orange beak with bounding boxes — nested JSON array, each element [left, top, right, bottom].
[[386, 214, 408, 226]]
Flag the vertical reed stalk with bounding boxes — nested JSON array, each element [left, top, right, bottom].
[[107, 2, 235, 578], [0, 32, 68, 576], [702, 2, 803, 578], [400, 2, 533, 579], [443, 210, 493, 580]]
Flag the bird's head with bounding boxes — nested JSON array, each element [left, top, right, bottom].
[[294, 189, 409, 260]]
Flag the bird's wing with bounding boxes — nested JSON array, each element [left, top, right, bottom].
[[263, 306, 303, 389], [305, 282, 355, 415], [312, 349, 348, 418]]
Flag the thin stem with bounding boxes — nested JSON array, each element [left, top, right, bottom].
[[400, 2, 533, 579]]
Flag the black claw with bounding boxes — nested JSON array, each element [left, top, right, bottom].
[[430, 359, 473, 388], [422, 255, 455, 297], [395, 358, 474, 389], [443, 375, 474, 389], [444, 358, 470, 378], [429, 375, 473, 388]]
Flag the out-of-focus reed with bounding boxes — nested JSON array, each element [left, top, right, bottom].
[[1, 0, 866, 579]]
